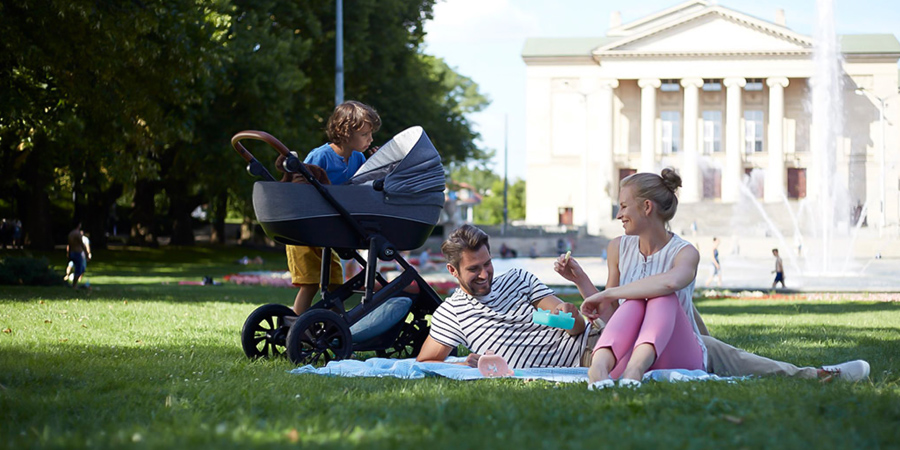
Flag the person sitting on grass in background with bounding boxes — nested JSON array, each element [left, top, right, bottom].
[[281, 100, 381, 315], [416, 223, 869, 383], [417, 247, 438, 272]]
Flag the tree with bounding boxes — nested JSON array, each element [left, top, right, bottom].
[[449, 164, 525, 225], [0, 0, 492, 248], [0, 0, 226, 249]]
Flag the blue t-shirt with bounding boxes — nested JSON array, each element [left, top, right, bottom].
[[303, 143, 365, 185]]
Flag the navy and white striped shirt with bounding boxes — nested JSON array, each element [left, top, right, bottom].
[[429, 268, 590, 369]]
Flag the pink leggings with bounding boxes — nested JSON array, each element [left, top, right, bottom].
[[593, 294, 703, 379]]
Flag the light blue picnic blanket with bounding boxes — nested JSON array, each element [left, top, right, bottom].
[[289, 357, 738, 383]]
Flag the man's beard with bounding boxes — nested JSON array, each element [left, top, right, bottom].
[[462, 277, 492, 297]]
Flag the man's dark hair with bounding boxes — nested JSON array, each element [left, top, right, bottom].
[[441, 224, 490, 269]]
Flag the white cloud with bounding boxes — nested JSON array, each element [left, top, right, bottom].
[[425, 0, 541, 45]]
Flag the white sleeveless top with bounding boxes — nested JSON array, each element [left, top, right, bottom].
[[617, 233, 707, 368]]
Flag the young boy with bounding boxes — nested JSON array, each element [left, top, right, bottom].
[[286, 100, 381, 315], [772, 248, 785, 289]]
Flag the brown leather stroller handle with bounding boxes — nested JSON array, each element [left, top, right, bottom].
[[231, 130, 292, 163]]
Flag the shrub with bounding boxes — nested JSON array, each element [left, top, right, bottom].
[[0, 256, 66, 286]]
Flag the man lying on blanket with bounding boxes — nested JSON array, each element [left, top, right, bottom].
[[416, 225, 869, 382]]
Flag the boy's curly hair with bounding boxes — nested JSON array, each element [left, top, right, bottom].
[[326, 100, 381, 145]]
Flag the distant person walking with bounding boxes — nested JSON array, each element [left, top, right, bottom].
[[705, 237, 722, 287], [66, 223, 91, 288], [771, 248, 785, 289]]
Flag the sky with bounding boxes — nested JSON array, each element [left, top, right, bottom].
[[422, 0, 900, 181]]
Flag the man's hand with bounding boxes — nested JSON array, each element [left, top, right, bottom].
[[552, 301, 578, 316], [464, 353, 480, 368]]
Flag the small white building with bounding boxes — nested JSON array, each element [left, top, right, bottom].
[[522, 0, 900, 237]]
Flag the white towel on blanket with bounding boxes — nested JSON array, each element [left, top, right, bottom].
[[289, 357, 739, 383]]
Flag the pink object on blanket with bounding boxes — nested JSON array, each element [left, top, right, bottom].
[[478, 351, 514, 378]]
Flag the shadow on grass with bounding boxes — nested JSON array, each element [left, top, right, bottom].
[[3, 338, 900, 448], [0, 283, 294, 305]]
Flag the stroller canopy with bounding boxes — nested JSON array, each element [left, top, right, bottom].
[[349, 126, 446, 205]]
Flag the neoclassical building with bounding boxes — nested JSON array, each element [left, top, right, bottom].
[[522, 0, 900, 236]]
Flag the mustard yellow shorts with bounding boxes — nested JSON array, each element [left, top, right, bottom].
[[286, 245, 343, 285]]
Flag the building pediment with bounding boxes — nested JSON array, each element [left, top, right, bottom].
[[596, 5, 813, 58]]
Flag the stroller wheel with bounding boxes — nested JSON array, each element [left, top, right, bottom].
[[376, 317, 429, 359], [241, 304, 296, 360], [286, 309, 352, 366]]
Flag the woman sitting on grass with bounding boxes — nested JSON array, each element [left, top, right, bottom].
[[558, 168, 706, 389]]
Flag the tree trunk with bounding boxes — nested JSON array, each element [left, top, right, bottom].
[[129, 179, 159, 247], [19, 134, 55, 250], [82, 182, 123, 250], [166, 178, 198, 246], [210, 192, 228, 245]]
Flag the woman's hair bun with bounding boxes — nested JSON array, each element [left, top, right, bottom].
[[660, 168, 682, 193]]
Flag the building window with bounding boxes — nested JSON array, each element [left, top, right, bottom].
[[703, 167, 721, 199], [795, 117, 810, 153], [787, 168, 807, 199], [661, 111, 680, 154], [745, 78, 764, 91], [702, 79, 722, 91], [661, 79, 680, 92], [745, 168, 764, 198], [558, 207, 573, 226], [744, 110, 764, 153], [702, 111, 722, 154]]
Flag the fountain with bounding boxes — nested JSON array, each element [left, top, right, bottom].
[[727, 0, 866, 282]]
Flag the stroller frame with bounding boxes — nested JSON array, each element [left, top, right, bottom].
[[233, 130, 445, 366]]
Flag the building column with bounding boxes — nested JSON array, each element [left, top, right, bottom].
[[588, 79, 619, 234], [765, 77, 789, 203], [722, 77, 746, 202], [639, 78, 661, 173], [680, 78, 704, 203]]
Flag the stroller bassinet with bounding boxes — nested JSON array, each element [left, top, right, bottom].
[[252, 126, 445, 250], [232, 126, 448, 366]]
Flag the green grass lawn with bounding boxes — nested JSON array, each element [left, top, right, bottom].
[[2, 246, 899, 448]]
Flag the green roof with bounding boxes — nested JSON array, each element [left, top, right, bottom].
[[840, 34, 900, 54], [521, 37, 616, 58], [522, 34, 900, 58]]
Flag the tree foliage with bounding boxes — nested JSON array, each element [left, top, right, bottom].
[[449, 165, 525, 225], [0, 0, 491, 249]]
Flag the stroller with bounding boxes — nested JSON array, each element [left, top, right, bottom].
[[233, 126, 447, 366]]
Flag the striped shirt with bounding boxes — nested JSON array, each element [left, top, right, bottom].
[[617, 233, 707, 366], [429, 268, 591, 369]]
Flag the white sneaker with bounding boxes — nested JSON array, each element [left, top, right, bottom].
[[587, 379, 615, 391], [822, 360, 870, 381], [617, 378, 642, 389]]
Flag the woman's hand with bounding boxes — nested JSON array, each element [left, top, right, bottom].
[[554, 253, 585, 283], [580, 291, 616, 321]]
